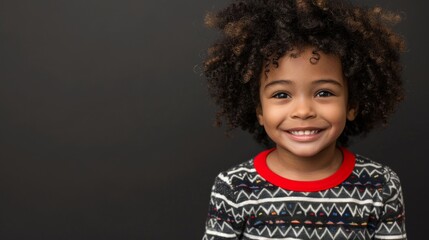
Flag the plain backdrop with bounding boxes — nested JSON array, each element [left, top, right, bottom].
[[0, 0, 427, 239]]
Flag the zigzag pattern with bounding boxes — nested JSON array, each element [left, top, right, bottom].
[[207, 219, 235, 232], [203, 154, 406, 239], [246, 225, 371, 239], [235, 184, 385, 201], [211, 199, 382, 220]]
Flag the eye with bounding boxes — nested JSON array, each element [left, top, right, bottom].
[[316, 90, 334, 97], [272, 92, 290, 99]]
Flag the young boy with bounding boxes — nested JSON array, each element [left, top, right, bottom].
[[202, 0, 406, 239]]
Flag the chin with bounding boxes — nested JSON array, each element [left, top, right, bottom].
[[277, 143, 334, 158]]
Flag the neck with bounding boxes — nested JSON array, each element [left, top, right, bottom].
[[267, 145, 342, 181]]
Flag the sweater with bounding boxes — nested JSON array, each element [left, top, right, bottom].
[[202, 148, 406, 240]]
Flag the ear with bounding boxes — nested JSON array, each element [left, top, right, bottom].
[[346, 107, 358, 121], [256, 105, 264, 126]]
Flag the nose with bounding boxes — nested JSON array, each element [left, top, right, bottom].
[[290, 97, 316, 120]]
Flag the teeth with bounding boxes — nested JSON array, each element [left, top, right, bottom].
[[290, 130, 319, 136]]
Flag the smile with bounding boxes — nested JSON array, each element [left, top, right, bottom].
[[287, 129, 321, 136]]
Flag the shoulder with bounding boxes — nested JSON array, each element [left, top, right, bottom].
[[352, 153, 403, 194], [208, 158, 259, 205], [214, 158, 256, 188], [354, 153, 401, 180]]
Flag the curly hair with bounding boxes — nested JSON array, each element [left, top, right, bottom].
[[203, 0, 406, 146]]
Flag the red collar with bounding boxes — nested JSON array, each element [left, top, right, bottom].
[[254, 147, 355, 192]]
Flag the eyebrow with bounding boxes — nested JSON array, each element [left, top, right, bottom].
[[264, 79, 343, 89], [263, 80, 293, 89], [313, 79, 343, 87]]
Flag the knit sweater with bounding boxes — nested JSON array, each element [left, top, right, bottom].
[[202, 148, 406, 240]]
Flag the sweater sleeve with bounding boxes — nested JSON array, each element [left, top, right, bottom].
[[202, 172, 245, 240], [374, 167, 407, 240]]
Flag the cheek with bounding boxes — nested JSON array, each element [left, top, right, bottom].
[[261, 104, 286, 123], [324, 104, 348, 126]]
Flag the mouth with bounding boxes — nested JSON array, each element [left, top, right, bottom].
[[288, 130, 321, 136]]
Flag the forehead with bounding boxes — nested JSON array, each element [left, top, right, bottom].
[[261, 47, 344, 83]]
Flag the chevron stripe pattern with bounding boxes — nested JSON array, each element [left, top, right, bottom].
[[203, 154, 406, 240]]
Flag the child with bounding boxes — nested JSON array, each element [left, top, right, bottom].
[[202, 0, 406, 239]]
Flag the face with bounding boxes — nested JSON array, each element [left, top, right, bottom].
[[257, 47, 356, 158]]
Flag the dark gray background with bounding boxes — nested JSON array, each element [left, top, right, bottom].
[[0, 0, 426, 239]]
